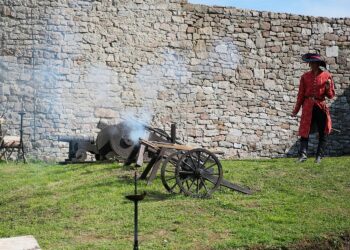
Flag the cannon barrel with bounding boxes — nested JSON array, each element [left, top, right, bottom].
[[58, 135, 95, 143], [57, 135, 97, 163]]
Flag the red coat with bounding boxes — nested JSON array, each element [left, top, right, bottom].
[[293, 70, 335, 138]]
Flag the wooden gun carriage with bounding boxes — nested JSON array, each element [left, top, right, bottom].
[[136, 139, 252, 198]]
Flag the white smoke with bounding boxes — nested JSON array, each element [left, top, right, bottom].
[[213, 40, 241, 69], [83, 63, 120, 109], [135, 64, 165, 100], [119, 109, 154, 144], [132, 49, 191, 128]]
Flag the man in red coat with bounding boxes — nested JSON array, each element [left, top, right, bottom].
[[292, 53, 335, 163]]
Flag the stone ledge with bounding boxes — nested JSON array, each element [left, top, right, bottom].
[[0, 235, 41, 250]]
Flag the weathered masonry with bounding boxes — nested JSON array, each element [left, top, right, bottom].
[[0, 0, 349, 160]]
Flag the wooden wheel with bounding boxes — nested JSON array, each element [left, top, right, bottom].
[[175, 148, 223, 198], [161, 151, 184, 194], [75, 149, 87, 161]]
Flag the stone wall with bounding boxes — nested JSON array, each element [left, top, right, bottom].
[[0, 0, 349, 160]]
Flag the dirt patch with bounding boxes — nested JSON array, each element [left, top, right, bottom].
[[0, 167, 19, 174], [249, 231, 350, 250], [74, 233, 115, 243], [288, 232, 350, 250]]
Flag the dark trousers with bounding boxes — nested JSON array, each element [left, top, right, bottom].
[[300, 105, 327, 157]]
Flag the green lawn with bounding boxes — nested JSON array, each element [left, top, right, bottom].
[[0, 157, 349, 249]]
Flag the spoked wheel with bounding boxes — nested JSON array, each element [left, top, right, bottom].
[[75, 149, 87, 161], [161, 151, 184, 194], [175, 148, 223, 198]]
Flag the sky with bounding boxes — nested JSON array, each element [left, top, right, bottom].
[[188, 0, 350, 18]]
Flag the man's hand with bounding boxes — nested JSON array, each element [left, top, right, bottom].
[[325, 79, 331, 90]]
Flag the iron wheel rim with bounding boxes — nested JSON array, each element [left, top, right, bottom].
[[175, 148, 223, 198]]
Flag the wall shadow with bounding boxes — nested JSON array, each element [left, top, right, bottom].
[[328, 86, 350, 156]]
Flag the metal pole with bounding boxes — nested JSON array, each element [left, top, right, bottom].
[[30, 0, 37, 143], [17, 109, 27, 163], [133, 172, 139, 250], [171, 123, 176, 143], [134, 200, 139, 250], [126, 171, 146, 250]]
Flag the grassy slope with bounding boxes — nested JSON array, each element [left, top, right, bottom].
[[0, 157, 349, 249]]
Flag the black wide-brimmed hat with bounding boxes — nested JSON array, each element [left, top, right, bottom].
[[302, 53, 327, 68]]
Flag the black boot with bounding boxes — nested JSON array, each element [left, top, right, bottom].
[[298, 138, 308, 162], [315, 137, 327, 164]]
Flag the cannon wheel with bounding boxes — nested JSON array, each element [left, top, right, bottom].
[[160, 151, 184, 194], [175, 148, 223, 198], [75, 149, 87, 161]]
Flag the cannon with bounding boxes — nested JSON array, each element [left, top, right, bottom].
[[59, 120, 251, 197], [58, 135, 98, 163], [58, 120, 173, 164]]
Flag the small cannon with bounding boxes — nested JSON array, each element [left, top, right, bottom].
[[58, 121, 173, 164], [58, 135, 98, 162], [59, 120, 251, 197]]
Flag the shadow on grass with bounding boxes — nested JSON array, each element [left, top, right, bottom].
[[143, 190, 176, 202], [46, 163, 120, 176], [0, 189, 55, 206], [121, 190, 176, 204], [69, 172, 149, 192], [79, 165, 122, 175]]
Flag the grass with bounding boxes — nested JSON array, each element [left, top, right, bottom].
[[0, 156, 349, 249]]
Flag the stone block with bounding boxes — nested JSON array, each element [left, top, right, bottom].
[[255, 37, 266, 49], [301, 28, 311, 35], [194, 40, 207, 52], [246, 39, 255, 49], [172, 16, 184, 23], [229, 128, 242, 137], [324, 33, 338, 41], [326, 46, 339, 57], [260, 22, 271, 30], [254, 69, 264, 79], [0, 235, 41, 250], [219, 141, 233, 147], [314, 23, 333, 33], [264, 79, 276, 90], [238, 68, 253, 80], [198, 27, 212, 35]]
